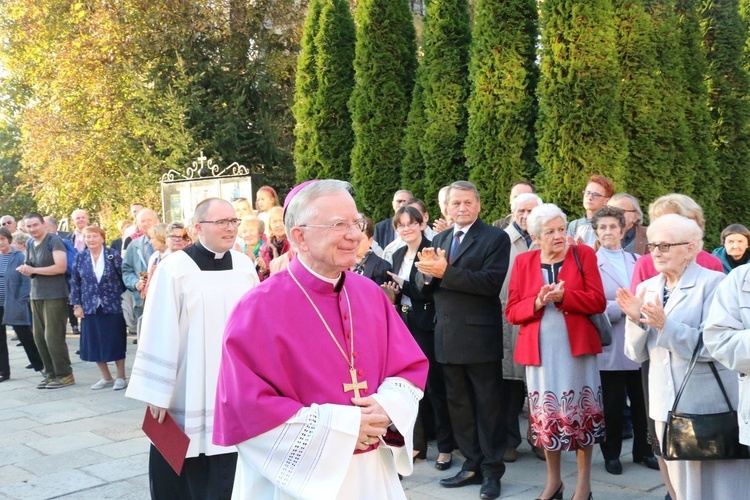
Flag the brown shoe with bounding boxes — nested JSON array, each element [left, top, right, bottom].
[[532, 445, 547, 461], [503, 446, 518, 463]]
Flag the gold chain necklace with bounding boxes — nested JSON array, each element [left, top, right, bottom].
[[288, 267, 368, 397]]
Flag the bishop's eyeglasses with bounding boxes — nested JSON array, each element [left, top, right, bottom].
[[299, 219, 366, 234]]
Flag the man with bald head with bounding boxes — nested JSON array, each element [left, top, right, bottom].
[[121, 208, 160, 338], [127, 198, 259, 499]]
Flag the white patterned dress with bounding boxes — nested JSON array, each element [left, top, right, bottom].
[[526, 262, 606, 451]]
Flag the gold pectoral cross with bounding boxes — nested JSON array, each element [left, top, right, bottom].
[[343, 368, 368, 398]]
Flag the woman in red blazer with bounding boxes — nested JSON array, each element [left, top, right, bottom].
[[505, 204, 606, 500]]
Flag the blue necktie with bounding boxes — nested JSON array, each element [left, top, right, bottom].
[[449, 230, 464, 264]]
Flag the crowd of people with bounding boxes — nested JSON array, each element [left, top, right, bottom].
[[2, 176, 750, 500]]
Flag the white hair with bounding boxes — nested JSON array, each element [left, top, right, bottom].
[[284, 180, 352, 240], [511, 193, 543, 212], [526, 203, 567, 239], [647, 213, 704, 253]]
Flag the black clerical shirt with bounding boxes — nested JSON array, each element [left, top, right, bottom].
[[183, 241, 233, 271]]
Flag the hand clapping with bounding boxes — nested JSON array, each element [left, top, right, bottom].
[[414, 247, 447, 278]]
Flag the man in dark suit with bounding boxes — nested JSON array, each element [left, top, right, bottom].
[[415, 181, 510, 500], [372, 189, 413, 249]]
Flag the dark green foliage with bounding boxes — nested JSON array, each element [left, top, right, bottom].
[[349, 0, 417, 222], [400, 71, 427, 197], [672, 0, 720, 238], [465, 0, 538, 223], [614, 0, 690, 207], [294, 0, 324, 181], [701, 0, 750, 238], [535, 0, 627, 217], [312, 0, 355, 180], [420, 0, 472, 210]]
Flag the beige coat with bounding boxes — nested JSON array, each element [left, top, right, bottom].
[[501, 223, 536, 380]]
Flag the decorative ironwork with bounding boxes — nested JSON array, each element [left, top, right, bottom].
[[161, 151, 250, 182]]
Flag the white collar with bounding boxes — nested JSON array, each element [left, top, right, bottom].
[[453, 219, 477, 236], [200, 241, 227, 259], [297, 256, 341, 285]]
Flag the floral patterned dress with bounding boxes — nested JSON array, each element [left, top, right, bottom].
[[526, 262, 606, 451]]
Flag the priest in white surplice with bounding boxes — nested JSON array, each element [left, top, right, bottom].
[[126, 198, 259, 499], [213, 180, 429, 499]]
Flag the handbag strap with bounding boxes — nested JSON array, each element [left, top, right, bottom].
[[670, 335, 735, 413]]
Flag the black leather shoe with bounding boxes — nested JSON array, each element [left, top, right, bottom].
[[604, 458, 622, 475], [435, 454, 453, 471], [413, 449, 427, 463], [479, 477, 501, 499], [634, 455, 659, 470], [439, 470, 483, 488]]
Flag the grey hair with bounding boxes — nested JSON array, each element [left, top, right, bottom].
[[446, 180, 480, 203], [647, 213, 704, 253], [511, 193, 543, 212], [284, 180, 353, 239], [438, 185, 451, 204], [0, 215, 15, 223], [610, 192, 643, 224], [71, 208, 88, 219], [45, 216, 58, 228], [167, 221, 185, 232], [526, 203, 567, 239], [12, 231, 30, 246]]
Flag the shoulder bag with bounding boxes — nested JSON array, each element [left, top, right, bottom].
[[662, 335, 750, 461], [571, 245, 612, 347]]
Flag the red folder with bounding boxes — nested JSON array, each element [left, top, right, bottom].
[[141, 408, 191, 475]]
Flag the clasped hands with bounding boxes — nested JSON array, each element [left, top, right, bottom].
[[534, 281, 565, 310], [353, 396, 392, 451], [615, 288, 666, 330], [16, 264, 33, 277], [414, 247, 447, 279]]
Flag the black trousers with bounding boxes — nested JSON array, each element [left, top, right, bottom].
[[502, 379, 527, 449], [401, 310, 455, 453], [442, 361, 507, 478], [599, 369, 652, 460], [149, 445, 237, 500], [0, 306, 44, 376]]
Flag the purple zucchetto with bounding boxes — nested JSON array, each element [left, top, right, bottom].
[[283, 180, 319, 214]]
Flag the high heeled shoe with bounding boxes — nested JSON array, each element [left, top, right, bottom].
[[535, 482, 563, 500], [571, 493, 592, 500]]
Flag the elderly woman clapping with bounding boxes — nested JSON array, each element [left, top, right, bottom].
[[506, 203, 606, 500], [617, 214, 743, 500]]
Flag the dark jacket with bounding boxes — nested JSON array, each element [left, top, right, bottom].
[[420, 218, 510, 364], [358, 251, 392, 286], [392, 235, 435, 332], [2, 248, 31, 326], [373, 218, 397, 249], [69, 248, 126, 315]]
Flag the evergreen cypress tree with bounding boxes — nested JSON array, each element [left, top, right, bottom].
[[293, 0, 324, 182], [674, 0, 720, 238], [419, 0, 472, 210], [465, 0, 538, 223], [615, 0, 687, 206], [701, 0, 750, 233], [400, 72, 427, 197], [535, 0, 627, 217], [349, 0, 417, 221], [312, 0, 356, 180]]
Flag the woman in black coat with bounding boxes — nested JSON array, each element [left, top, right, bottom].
[[386, 206, 455, 470]]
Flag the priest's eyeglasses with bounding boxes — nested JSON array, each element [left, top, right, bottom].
[[299, 219, 366, 233], [646, 242, 690, 252], [198, 218, 242, 229]]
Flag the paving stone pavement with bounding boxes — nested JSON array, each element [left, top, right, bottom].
[[1, 333, 667, 499]]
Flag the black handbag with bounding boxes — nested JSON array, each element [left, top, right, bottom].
[[571, 245, 612, 347], [662, 336, 750, 461]]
